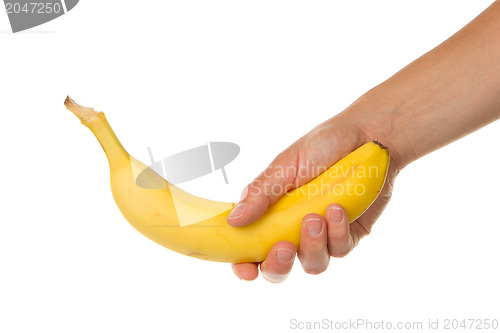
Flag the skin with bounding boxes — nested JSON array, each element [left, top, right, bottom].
[[227, 0, 500, 282]]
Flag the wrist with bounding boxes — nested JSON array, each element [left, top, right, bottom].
[[342, 85, 418, 172], [343, 1, 500, 172]]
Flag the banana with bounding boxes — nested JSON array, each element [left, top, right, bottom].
[[64, 96, 390, 263]]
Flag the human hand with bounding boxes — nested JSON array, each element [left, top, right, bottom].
[[228, 0, 500, 282], [227, 109, 400, 282]]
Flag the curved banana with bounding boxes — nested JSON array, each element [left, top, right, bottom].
[[64, 97, 390, 263]]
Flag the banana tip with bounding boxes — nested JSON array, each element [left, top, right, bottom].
[[64, 96, 101, 122], [373, 141, 388, 151]]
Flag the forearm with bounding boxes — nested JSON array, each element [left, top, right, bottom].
[[348, 0, 500, 169]]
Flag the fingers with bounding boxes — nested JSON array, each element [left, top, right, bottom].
[[231, 263, 259, 281], [228, 191, 351, 281], [298, 214, 330, 274], [232, 204, 361, 281], [260, 241, 297, 283], [325, 204, 355, 258], [297, 204, 353, 274], [231, 241, 297, 283]]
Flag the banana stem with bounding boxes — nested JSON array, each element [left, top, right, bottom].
[[65, 96, 129, 166], [64, 96, 102, 122]]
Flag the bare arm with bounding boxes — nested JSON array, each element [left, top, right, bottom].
[[350, 0, 500, 169]]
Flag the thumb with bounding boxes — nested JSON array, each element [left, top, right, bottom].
[[226, 117, 367, 227], [227, 145, 302, 227]]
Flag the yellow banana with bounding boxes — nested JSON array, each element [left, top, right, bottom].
[[64, 96, 390, 263]]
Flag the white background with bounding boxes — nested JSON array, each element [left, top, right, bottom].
[[1, 1, 499, 332]]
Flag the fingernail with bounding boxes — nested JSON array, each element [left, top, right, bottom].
[[328, 206, 344, 225], [305, 218, 322, 237], [227, 203, 247, 220], [276, 248, 295, 264]]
